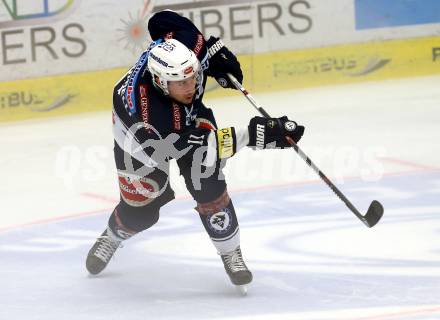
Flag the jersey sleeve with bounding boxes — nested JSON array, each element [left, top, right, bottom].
[[172, 126, 249, 167], [148, 10, 201, 39], [148, 10, 208, 60]]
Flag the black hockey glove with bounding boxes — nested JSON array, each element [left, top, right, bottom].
[[248, 116, 305, 149], [206, 36, 243, 89]]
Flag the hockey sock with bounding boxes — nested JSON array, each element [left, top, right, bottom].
[[196, 190, 240, 254]]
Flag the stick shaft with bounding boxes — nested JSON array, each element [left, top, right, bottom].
[[227, 73, 370, 227]]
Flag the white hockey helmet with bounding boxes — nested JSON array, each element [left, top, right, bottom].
[[147, 38, 200, 95]]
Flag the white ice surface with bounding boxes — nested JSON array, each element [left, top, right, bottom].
[[1, 75, 440, 319]]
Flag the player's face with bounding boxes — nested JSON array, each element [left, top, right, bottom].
[[168, 75, 197, 104]]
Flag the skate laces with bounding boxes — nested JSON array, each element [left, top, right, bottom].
[[222, 247, 247, 272], [94, 234, 121, 263]]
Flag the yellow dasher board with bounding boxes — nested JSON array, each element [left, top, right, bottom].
[[1, 36, 439, 123]]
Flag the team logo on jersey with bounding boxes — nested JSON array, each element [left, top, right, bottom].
[[207, 209, 232, 235], [118, 173, 160, 207]]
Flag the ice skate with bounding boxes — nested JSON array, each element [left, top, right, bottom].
[[221, 246, 252, 295], [86, 229, 122, 275]]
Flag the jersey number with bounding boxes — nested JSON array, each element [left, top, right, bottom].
[[188, 134, 205, 146]]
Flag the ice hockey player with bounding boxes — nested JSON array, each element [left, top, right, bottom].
[[85, 10, 305, 292]]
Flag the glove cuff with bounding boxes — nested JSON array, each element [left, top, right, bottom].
[[207, 37, 225, 58]]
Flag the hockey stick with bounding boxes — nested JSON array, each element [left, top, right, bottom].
[[227, 73, 384, 228]]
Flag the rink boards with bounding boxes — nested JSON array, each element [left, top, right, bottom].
[[1, 35, 440, 123], [1, 169, 439, 319]]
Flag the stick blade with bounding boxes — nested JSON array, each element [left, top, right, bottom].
[[363, 200, 384, 227]]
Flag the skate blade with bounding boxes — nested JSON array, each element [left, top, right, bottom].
[[235, 285, 248, 296]]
